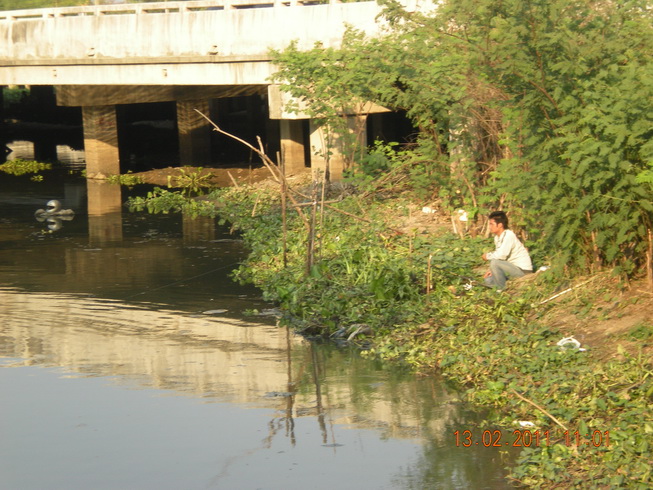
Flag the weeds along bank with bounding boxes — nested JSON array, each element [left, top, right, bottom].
[[175, 182, 652, 489]]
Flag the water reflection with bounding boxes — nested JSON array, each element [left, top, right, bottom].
[[3, 140, 85, 166], [0, 161, 515, 488], [0, 288, 511, 489], [0, 289, 302, 403], [87, 180, 123, 243]]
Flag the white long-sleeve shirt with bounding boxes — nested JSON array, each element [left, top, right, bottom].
[[486, 229, 533, 271]]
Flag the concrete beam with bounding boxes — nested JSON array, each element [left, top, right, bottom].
[[268, 85, 390, 120], [56, 84, 267, 107], [0, 62, 275, 87]]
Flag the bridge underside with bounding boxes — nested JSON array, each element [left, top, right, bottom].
[[0, 1, 400, 180], [57, 85, 275, 178], [52, 84, 388, 180]]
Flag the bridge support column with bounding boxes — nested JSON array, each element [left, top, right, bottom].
[[279, 120, 305, 174], [82, 105, 120, 178], [309, 116, 367, 181], [0, 87, 4, 127], [177, 100, 211, 166], [309, 121, 341, 181]]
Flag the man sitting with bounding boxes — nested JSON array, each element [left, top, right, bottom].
[[481, 211, 533, 290]]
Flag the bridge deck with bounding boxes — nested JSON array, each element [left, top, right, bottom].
[[0, 0, 384, 86]]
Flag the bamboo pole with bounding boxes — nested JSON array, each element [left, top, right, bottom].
[[279, 151, 288, 268], [251, 193, 261, 217], [227, 171, 239, 188], [646, 228, 653, 292], [510, 389, 569, 432], [306, 182, 318, 275]]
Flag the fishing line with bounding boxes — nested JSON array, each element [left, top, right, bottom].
[[120, 261, 241, 301]]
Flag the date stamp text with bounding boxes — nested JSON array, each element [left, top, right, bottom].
[[453, 429, 610, 448]]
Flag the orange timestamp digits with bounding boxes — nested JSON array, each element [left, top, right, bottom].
[[454, 429, 610, 448]]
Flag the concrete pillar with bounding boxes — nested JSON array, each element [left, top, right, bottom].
[[309, 120, 341, 181], [82, 105, 120, 178], [309, 116, 367, 181], [279, 119, 305, 174], [0, 86, 4, 124], [177, 99, 211, 165], [86, 179, 123, 245], [348, 114, 368, 165]]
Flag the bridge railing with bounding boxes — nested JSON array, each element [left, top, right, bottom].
[[0, 0, 343, 21]]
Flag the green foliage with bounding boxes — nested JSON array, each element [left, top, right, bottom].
[[261, 3, 653, 484], [123, 156, 652, 488], [627, 323, 653, 341], [369, 278, 653, 488], [166, 167, 213, 196], [0, 159, 52, 176], [208, 177, 651, 487], [636, 162, 653, 185], [270, 0, 653, 278], [212, 184, 483, 334], [106, 171, 144, 186], [270, 30, 404, 172], [352, 140, 399, 179], [2, 86, 28, 108], [478, 0, 653, 275], [126, 187, 216, 218]]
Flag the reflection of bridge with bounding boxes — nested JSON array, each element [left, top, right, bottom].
[[0, 0, 409, 179], [0, 288, 457, 443]]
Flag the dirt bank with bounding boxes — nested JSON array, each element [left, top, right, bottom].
[[131, 164, 301, 188]]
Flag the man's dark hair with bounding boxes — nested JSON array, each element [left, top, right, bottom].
[[489, 211, 509, 229]]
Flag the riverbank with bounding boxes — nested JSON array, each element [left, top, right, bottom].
[[129, 167, 653, 488]]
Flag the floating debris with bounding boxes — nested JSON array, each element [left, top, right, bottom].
[[256, 308, 283, 318], [35, 199, 74, 218]]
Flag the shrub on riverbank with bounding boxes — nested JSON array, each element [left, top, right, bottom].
[[205, 181, 652, 488], [271, 0, 653, 283]]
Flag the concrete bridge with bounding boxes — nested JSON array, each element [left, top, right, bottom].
[[0, 0, 407, 179]]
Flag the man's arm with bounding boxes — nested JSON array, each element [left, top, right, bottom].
[[485, 231, 517, 261]]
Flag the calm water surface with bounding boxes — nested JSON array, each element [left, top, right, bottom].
[[0, 148, 516, 489]]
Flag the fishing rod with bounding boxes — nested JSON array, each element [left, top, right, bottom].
[[120, 261, 241, 301]]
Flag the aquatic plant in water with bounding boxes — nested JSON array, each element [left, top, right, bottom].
[[106, 171, 144, 186], [127, 187, 216, 218], [0, 159, 52, 177]]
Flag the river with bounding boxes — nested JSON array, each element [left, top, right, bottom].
[[0, 143, 516, 489]]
